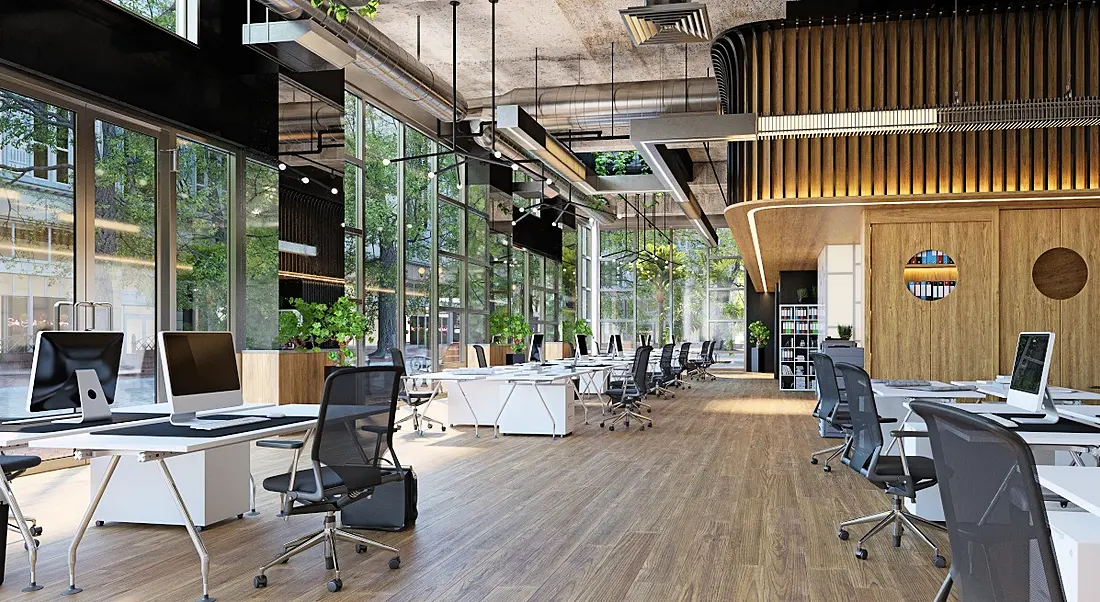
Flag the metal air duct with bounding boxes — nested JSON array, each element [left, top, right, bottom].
[[469, 78, 718, 131], [252, 0, 467, 122]]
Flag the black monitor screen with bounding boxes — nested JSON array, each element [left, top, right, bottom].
[[1010, 333, 1050, 395], [529, 333, 544, 362], [30, 331, 123, 412], [613, 334, 624, 352], [162, 332, 241, 396], [576, 334, 589, 356]]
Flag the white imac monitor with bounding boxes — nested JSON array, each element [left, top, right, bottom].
[[158, 331, 243, 425], [28, 331, 124, 422], [1006, 332, 1058, 423], [575, 334, 590, 358]]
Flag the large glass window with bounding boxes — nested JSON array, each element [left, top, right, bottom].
[[175, 138, 230, 331], [110, 0, 198, 42], [244, 160, 279, 350], [403, 127, 433, 369], [361, 103, 399, 364], [599, 228, 635, 347], [93, 120, 158, 405], [0, 88, 76, 415]]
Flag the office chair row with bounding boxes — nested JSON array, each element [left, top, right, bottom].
[[807, 352, 1069, 601]]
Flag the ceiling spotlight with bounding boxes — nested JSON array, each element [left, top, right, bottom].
[[546, 178, 553, 187], [301, 176, 310, 184], [510, 163, 519, 171], [551, 221, 558, 228], [428, 171, 436, 179], [493, 150, 502, 159], [511, 220, 517, 226], [278, 163, 286, 171], [331, 187, 339, 195], [382, 158, 391, 166]]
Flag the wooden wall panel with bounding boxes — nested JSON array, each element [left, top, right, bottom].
[[929, 221, 995, 381], [869, 222, 931, 379], [1059, 208, 1100, 390], [997, 210, 1061, 382]]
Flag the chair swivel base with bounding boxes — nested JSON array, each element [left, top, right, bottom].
[[600, 406, 653, 432], [837, 495, 947, 567], [395, 409, 446, 435], [254, 512, 400, 593]]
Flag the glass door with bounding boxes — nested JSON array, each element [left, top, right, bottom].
[[92, 119, 158, 407]]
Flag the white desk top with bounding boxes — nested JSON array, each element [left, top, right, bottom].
[[872, 381, 986, 399], [30, 404, 320, 456], [1038, 466, 1100, 517], [901, 403, 1100, 447], [950, 380, 1100, 401]]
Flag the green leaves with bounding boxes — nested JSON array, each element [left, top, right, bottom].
[[592, 151, 651, 176], [749, 320, 770, 348], [310, 0, 379, 23], [489, 310, 533, 353], [278, 297, 367, 365]]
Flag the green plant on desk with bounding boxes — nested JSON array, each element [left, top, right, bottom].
[[837, 324, 853, 340]]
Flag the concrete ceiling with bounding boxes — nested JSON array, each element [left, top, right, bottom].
[[367, 0, 785, 101]]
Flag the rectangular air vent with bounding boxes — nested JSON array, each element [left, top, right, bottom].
[[620, 1, 712, 46]]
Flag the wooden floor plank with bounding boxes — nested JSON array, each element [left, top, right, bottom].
[[0, 373, 953, 601]]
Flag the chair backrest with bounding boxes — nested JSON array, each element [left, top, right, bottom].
[[834, 362, 884, 473], [631, 346, 652, 390], [311, 366, 403, 494], [700, 341, 711, 360], [660, 343, 674, 373], [390, 347, 406, 370], [810, 352, 844, 416], [594, 339, 603, 355], [678, 342, 691, 367], [473, 344, 488, 368], [911, 401, 1067, 602]]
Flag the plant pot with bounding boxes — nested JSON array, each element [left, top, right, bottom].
[[505, 353, 525, 365], [750, 347, 766, 373]]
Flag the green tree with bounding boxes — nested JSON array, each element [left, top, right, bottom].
[[634, 241, 686, 343]]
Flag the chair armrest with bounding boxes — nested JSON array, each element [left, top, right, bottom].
[[878, 417, 898, 424], [890, 430, 929, 438], [256, 440, 304, 450]]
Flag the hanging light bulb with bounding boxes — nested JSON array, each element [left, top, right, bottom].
[[278, 163, 287, 171], [546, 178, 553, 187], [382, 158, 391, 166], [301, 176, 310, 184], [331, 187, 339, 195], [494, 150, 502, 159], [510, 163, 519, 171], [511, 220, 517, 226], [428, 171, 436, 179]]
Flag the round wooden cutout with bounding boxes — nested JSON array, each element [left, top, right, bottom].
[[1033, 247, 1088, 300]]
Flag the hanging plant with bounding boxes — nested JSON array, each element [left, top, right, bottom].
[[311, 0, 379, 23]]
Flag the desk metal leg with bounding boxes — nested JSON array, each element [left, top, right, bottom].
[[246, 473, 259, 516], [159, 460, 214, 602], [567, 377, 588, 425], [531, 383, 558, 439], [494, 382, 519, 439], [65, 454, 120, 595], [452, 381, 479, 438], [0, 469, 40, 591]]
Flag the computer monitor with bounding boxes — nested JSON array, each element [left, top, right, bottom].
[[158, 331, 243, 425], [28, 331, 123, 421], [1007, 332, 1058, 423], [613, 334, 624, 353], [575, 334, 590, 358], [528, 333, 544, 363]]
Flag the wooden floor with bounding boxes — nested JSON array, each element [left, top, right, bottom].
[[0, 373, 953, 601]]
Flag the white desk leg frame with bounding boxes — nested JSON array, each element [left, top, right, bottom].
[[0, 469, 41, 591], [494, 381, 558, 439], [451, 381, 479, 438], [159, 459, 214, 602], [65, 454, 120, 596]]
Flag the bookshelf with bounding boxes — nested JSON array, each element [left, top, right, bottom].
[[779, 304, 820, 391], [904, 249, 958, 301]]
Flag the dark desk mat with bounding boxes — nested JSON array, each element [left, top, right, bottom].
[[997, 414, 1100, 434], [92, 415, 314, 438], [0, 413, 155, 434]]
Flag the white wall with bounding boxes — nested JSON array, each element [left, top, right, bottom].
[[817, 244, 864, 344]]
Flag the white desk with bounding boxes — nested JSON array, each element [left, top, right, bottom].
[[35, 404, 320, 602], [870, 382, 985, 455], [1038, 466, 1100, 515], [1037, 466, 1100, 602], [951, 381, 1100, 402]]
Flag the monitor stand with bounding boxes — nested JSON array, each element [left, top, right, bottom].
[[1012, 388, 1060, 425], [74, 369, 111, 423], [169, 411, 201, 427]]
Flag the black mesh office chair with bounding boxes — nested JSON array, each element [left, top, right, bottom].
[[255, 366, 403, 593], [808, 352, 851, 472], [834, 362, 946, 567], [697, 340, 718, 381], [0, 454, 43, 591], [391, 347, 445, 434], [685, 341, 708, 380], [674, 342, 692, 389], [601, 346, 653, 432], [912, 401, 1067, 602], [472, 344, 488, 368], [654, 343, 677, 398]]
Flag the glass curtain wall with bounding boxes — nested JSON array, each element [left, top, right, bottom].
[[243, 160, 279, 350], [175, 138, 230, 332], [403, 127, 433, 371], [109, 0, 199, 42], [599, 227, 635, 348]]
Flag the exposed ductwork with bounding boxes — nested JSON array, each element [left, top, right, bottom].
[[252, 0, 467, 122], [469, 78, 718, 131]]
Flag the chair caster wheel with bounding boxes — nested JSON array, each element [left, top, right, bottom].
[[823, 465, 832, 472], [599, 422, 605, 428], [810, 458, 819, 465], [356, 544, 368, 554], [609, 426, 615, 431], [23, 539, 38, 550], [95, 521, 104, 527], [1061, 500, 1069, 508], [195, 526, 203, 532], [253, 575, 267, 589], [625, 421, 630, 427], [892, 535, 902, 548], [933, 554, 947, 569], [327, 578, 342, 592], [427, 424, 433, 429], [30, 526, 42, 536], [639, 425, 645, 431], [646, 409, 651, 413], [441, 426, 446, 432], [855, 548, 868, 560], [388, 556, 401, 569], [837, 529, 849, 541]]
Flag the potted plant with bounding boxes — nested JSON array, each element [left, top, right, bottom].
[[796, 288, 809, 304], [837, 324, 853, 341], [748, 320, 771, 373], [322, 296, 369, 371]]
